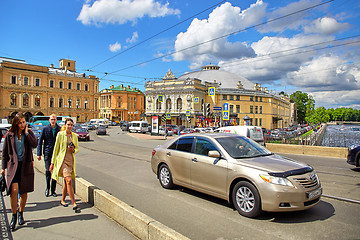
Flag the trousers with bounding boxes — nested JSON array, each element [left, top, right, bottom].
[[44, 159, 57, 193]]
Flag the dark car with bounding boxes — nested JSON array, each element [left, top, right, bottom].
[[32, 125, 45, 140], [121, 122, 129, 131], [75, 128, 90, 141], [96, 126, 107, 135], [347, 145, 360, 167]]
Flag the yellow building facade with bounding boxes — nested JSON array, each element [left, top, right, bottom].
[[145, 65, 292, 130], [0, 57, 100, 123], [100, 84, 145, 122]]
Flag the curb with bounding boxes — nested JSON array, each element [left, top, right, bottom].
[[33, 155, 190, 240]]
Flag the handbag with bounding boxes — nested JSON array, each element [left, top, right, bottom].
[[0, 175, 6, 195]]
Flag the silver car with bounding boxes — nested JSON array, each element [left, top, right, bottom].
[[151, 133, 322, 218]]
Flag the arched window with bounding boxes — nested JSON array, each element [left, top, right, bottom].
[[23, 93, 29, 107], [10, 93, 17, 106], [85, 84, 89, 91], [76, 98, 81, 108], [68, 98, 72, 108], [177, 98, 182, 110], [35, 94, 41, 107], [49, 97, 54, 108], [166, 98, 171, 110], [156, 99, 161, 110], [23, 76, 29, 85], [59, 98, 63, 108]]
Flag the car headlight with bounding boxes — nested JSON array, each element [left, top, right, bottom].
[[349, 145, 358, 150], [260, 175, 295, 187]]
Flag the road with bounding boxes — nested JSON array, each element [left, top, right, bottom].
[[76, 126, 360, 240]]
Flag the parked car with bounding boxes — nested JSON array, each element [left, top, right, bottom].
[[0, 126, 10, 151], [96, 126, 107, 135], [121, 122, 129, 131], [347, 145, 360, 167], [180, 128, 195, 135], [32, 125, 45, 140], [129, 121, 150, 133], [80, 123, 89, 130], [151, 133, 322, 218], [75, 128, 90, 141], [159, 127, 174, 136], [87, 123, 96, 130]]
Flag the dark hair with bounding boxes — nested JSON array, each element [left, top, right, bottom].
[[9, 113, 25, 137], [65, 118, 74, 124]]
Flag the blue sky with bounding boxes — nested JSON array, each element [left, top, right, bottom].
[[1, 0, 360, 109]]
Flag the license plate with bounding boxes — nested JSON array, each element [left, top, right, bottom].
[[307, 188, 322, 199]]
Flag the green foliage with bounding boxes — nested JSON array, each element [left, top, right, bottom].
[[290, 91, 314, 123]]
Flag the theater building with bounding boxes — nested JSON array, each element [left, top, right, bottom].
[[145, 64, 292, 130], [0, 57, 100, 123]]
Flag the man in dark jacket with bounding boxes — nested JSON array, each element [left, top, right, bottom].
[[37, 114, 61, 197]]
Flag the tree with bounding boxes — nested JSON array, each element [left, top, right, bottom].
[[306, 107, 330, 124], [290, 91, 315, 124]]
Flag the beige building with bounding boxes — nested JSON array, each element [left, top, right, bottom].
[[100, 84, 145, 122], [0, 57, 100, 123], [145, 64, 292, 130]]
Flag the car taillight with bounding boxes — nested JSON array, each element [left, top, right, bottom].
[[152, 149, 156, 156]]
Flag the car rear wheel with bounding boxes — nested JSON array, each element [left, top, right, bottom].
[[232, 181, 261, 218], [158, 164, 174, 189]]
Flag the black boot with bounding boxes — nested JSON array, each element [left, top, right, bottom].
[[10, 213, 17, 230], [18, 211, 25, 225]]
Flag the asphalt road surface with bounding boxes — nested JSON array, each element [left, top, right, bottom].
[[76, 127, 360, 240]]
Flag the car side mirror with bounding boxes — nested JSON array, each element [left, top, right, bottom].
[[208, 150, 220, 158]]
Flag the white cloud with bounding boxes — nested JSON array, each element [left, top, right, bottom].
[[126, 32, 139, 44], [312, 90, 360, 109], [173, 1, 266, 63], [77, 0, 180, 26], [304, 17, 351, 35], [109, 41, 121, 52]]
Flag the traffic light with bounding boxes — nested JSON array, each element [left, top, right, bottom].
[[206, 103, 211, 117]]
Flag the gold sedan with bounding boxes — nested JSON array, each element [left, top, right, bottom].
[[151, 133, 322, 218]]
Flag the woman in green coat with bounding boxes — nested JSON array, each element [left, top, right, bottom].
[[49, 118, 79, 211]]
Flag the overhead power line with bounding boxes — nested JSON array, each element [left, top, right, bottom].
[[87, 0, 227, 70], [106, 0, 335, 75]]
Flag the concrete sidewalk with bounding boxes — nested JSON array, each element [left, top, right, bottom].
[[4, 169, 136, 240]]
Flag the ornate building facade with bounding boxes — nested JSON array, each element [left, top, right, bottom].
[[145, 64, 292, 130], [99, 84, 145, 122], [0, 57, 99, 123]]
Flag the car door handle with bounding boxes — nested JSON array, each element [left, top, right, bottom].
[[166, 152, 171, 156], [192, 158, 198, 162]]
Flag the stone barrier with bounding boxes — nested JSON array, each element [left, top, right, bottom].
[[266, 143, 348, 158]]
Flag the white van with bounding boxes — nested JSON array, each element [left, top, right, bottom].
[[216, 126, 265, 146], [129, 121, 150, 133]]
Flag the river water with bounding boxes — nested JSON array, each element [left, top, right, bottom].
[[321, 124, 360, 147]]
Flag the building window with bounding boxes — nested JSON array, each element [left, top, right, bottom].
[[255, 118, 258, 126], [260, 106, 263, 114], [250, 106, 253, 113], [59, 81, 63, 89], [229, 95, 234, 100], [236, 105, 240, 113], [35, 78, 40, 86], [68, 82, 72, 90], [255, 96, 258, 102], [250, 96, 254, 101], [223, 95, 227, 100], [85, 84, 89, 91], [50, 97, 54, 108], [259, 118, 262, 126], [166, 98, 171, 110], [236, 95, 240, 101], [59, 98, 63, 108], [230, 105, 234, 113], [35, 95, 41, 107], [260, 97, 263, 102], [49, 80, 54, 88], [10, 93, 17, 106], [76, 98, 80, 108], [23, 93, 29, 107], [77, 83, 81, 90], [177, 98, 182, 110], [68, 98, 72, 108], [156, 99, 161, 110], [249, 118, 253, 126], [85, 100, 88, 109], [255, 106, 258, 114], [11, 76, 16, 84], [23, 77, 29, 86]]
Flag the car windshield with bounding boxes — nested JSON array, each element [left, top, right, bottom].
[[216, 136, 272, 159]]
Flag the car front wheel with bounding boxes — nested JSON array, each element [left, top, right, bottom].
[[232, 181, 261, 218], [158, 164, 174, 189]]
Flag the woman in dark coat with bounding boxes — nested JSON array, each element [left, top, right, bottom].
[[1, 113, 37, 230]]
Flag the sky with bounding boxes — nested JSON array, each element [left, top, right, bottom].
[[1, 0, 360, 109]]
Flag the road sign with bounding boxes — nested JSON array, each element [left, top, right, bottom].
[[186, 110, 191, 116], [223, 103, 229, 111], [166, 113, 171, 120], [158, 95, 164, 102], [194, 97, 199, 103], [213, 106, 222, 111], [222, 111, 229, 120], [208, 87, 215, 96]]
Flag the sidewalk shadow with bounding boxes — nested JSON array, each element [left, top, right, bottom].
[[24, 214, 98, 229], [5, 200, 92, 213]]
